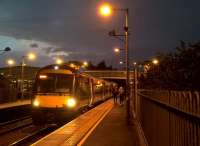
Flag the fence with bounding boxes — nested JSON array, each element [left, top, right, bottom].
[[132, 89, 200, 146]]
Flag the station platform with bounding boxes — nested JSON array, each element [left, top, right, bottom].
[[32, 99, 140, 146], [0, 100, 30, 110]]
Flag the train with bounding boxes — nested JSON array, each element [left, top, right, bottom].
[[31, 64, 113, 125]]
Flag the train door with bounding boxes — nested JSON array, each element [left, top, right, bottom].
[[89, 78, 94, 107], [74, 75, 91, 108]]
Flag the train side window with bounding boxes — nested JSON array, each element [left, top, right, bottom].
[[75, 76, 90, 99]]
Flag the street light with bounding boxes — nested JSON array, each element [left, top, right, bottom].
[[99, 3, 131, 123], [56, 58, 63, 65], [114, 47, 120, 53], [152, 59, 159, 65], [7, 59, 15, 76], [83, 61, 88, 67], [119, 61, 124, 64], [7, 59, 15, 66], [21, 52, 36, 99], [99, 3, 113, 17]]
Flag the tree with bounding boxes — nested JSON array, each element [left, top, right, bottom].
[[139, 41, 200, 91]]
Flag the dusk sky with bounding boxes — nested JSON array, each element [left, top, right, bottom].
[[0, 0, 200, 68]]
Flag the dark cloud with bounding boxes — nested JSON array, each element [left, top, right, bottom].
[[0, 0, 200, 67], [30, 43, 38, 48]]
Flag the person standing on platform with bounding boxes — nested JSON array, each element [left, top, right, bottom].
[[118, 86, 125, 105], [112, 85, 118, 104]]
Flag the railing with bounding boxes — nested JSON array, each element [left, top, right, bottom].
[[132, 89, 200, 146]]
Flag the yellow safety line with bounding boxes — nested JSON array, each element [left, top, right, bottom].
[[77, 102, 114, 146]]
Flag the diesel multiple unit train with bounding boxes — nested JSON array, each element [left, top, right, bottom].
[[31, 64, 113, 125]]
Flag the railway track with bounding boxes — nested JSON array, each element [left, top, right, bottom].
[[0, 116, 32, 135], [10, 126, 55, 146]]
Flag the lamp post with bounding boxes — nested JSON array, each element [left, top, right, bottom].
[[99, 4, 131, 123], [21, 53, 36, 99]]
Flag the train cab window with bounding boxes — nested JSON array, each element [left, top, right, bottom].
[[36, 73, 73, 94]]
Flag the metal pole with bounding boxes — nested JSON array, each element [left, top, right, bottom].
[[125, 8, 130, 123], [134, 65, 138, 118], [21, 57, 25, 99]]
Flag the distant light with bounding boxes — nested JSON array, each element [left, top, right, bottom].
[[83, 61, 88, 67], [119, 61, 123, 64], [70, 63, 75, 68], [39, 75, 47, 79], [56, 58, 63, 64], [114, 47, 120, 53], [27, 53, 36, 60], [99, 3, 112, 17], [54, 66, 59, 70], [7, 59, 15, 66], [97, 80, 101, 84], [152, 59, 159, 65], [133, 62, 137, 65]]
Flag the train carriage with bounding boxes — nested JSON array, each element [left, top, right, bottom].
[[31, 64, 112, 125]]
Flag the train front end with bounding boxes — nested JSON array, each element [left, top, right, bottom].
[[31, 66, 77, 125]]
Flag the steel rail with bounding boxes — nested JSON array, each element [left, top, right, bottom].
[[0, 116, 31, 127], [10, 126, 54, 146], [0, 118, 32, 135]]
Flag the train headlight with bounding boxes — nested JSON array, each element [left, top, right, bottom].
[[66, 98, 76, 108], [33, 100, 39, 107]]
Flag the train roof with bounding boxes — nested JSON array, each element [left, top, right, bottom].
[[37, 64, 113, 84]]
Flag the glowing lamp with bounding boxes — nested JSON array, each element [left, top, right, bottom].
[[66, 98, 76, 108]]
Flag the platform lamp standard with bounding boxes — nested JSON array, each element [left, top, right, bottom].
[[99, 3, 131, 123], [21, 53, 36, 99]]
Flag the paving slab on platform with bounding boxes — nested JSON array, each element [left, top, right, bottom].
[[82, 103, 140, 146]]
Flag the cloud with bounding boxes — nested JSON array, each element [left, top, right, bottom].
[[30, 43, 38, 48], [43, 47, 70, 58]]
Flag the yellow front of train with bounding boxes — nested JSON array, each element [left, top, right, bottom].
[[31, 66, 78, 125]]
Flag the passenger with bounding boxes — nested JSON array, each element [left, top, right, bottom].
[[112, 86, 118, 104], [118, 86, 125, 105], [17, 90, 22, 100]]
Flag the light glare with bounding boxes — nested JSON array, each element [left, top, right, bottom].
[[33, 100, 39, 107], [114, 48, 120, 53], [83, 61, 88, 67], [56, 58, 63, 64], [67, 98, 76, 108], [152, 59, 159, 65], [54, 66, 59, 70], [7, 59, 15, 66], [28, 53, 36, 60], [39, 75, 47, 79], [99, 3, 112, 17]]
